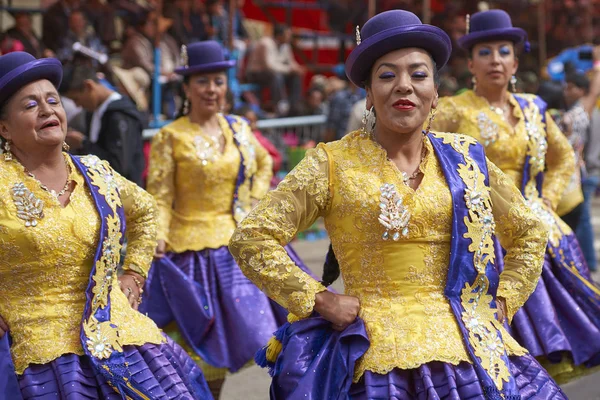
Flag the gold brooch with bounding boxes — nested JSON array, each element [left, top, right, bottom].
[[355, 26, 362, 45], [180, 44, 188, 68]]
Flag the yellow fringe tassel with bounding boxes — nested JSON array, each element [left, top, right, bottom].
[[287, 313, 302, 323], [264, 313, 303, 363], [266, 336, 283, 362]]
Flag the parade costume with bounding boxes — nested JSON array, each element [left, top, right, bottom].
[[141, 41, 310, 380], [433, 9, 600, 383], [230, 11, 566, 399], [0, 52, 210, 400]]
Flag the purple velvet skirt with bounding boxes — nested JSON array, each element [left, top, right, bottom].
[[140, 245, 307, 372], [16, 335, 212, 399], [508, 233, 600, 368], [348, 356, 566, 399]]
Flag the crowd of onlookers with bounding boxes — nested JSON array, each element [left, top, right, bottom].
[[1, 0, 599, 187]]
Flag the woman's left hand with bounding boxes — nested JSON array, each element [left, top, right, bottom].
[[119, 272, 145, 311]]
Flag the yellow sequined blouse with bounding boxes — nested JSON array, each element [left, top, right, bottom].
[[230, 131, 548, 380], [147, 115, 273, 253], [0, 155, 164, 374]]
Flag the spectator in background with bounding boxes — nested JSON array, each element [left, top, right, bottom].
[[563, 59, 600, 271], [61, 62, 146, 186], [56, 9, 106, 66], [324, 78, 364, 141], [82, 0, 117, 46], [0, 35, 24, 55], [121, 10, 180, 117], [165, 0, 208, 46], [5, 11, 53, 59], [227, 0, 250, 62], [43, 0, 81, 52], [293, 87, 328, 117], [246, 24, 305, 115], [206, 0, 228, 44], [112, 66, 151, 116]]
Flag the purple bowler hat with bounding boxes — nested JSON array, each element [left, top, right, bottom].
[[0, 52, 62, 107], [175, 40, 236, 76], [345, 10, 451, 88], [458, 9, 528, 51]]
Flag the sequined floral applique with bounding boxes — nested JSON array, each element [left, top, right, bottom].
[[193, 135, 220, 166], [477, 112, 499, 147], [12, 182, 44, 227], [84, 316, 123, 359], [378, 183, 411, 241]]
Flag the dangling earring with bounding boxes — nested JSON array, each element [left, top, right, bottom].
[[3, 140, 12, 161], [471, 76, 478, 92], [183, 99, 190, 115], [425, 108, 437, 135], [62, 141, 70, 152], [361, 107, 373, 133], [510, 75, 517, 92]]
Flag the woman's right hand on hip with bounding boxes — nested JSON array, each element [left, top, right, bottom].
[[314, 290, 360, 331], [0, 314, 8, 338], [154, 239, 166, 259]]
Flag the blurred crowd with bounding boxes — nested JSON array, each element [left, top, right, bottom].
[[1, 0, 599, 187]]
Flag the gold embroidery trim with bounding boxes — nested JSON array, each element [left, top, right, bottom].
[[438, 133, 511, 390], [80, 155, 124, 360]]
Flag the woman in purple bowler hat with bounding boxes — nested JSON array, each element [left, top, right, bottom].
[[141, 40, 312, 399], [0, 52, 211, 399], [230, 10, 566, 399], [433, 9, 600, 384]]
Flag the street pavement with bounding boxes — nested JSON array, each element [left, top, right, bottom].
[[221, 201, 600, 399]]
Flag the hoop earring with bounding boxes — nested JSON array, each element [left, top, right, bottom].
[[510, 75, 517, 93], [471, 76, 477, 92], [62, 142, 70, 152], [425, 108, 437, 135], [183, 99, 190, 115], [3, 140, 12, 161]]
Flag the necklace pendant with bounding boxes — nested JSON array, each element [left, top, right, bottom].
[[50, 190, 57, 197], [378, 183, 411, 241], [401, 172, 409, 185]]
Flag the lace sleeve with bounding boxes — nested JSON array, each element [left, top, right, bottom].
[[115, 171, 158, 279], [250, 131, 274, 200], [488, 159, 549, 322], [146, 129, 175, 242], [229, 146, 331, 318], [542, 112, 576, 210]]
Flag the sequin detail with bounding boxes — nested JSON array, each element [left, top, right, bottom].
[[477, 112, 499, 146], [193, 135, 220, 166], [378, 183, 410, 241], [11, 182, 44, 227]]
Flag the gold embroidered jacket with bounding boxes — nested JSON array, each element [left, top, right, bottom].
[[147, 115, 273, 252], [229, 131, 548, 380], [0, 155, 164, 374]]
